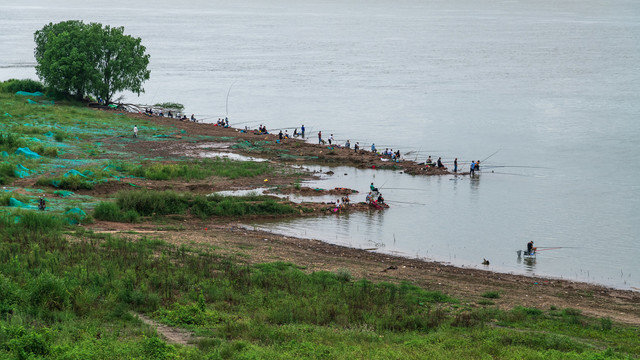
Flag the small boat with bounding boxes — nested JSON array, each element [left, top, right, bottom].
[[517, 249, 536, 258]]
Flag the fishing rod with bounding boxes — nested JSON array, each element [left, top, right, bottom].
[[379, 187, 427, 191], [385, 199, 427, 206], [225, 81, 237, 118], [482, 149, 501, 163]]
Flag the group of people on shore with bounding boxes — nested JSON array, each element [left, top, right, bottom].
[[216, 117, 229, 127], [332, 194, 351, 213]]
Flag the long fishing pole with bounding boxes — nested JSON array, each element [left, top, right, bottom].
[[226, 81, 237, 118], [482, 149, 501, 163]]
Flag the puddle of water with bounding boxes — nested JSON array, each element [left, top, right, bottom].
[[196, 142, 234, 149], [198, 152, 267, 162]]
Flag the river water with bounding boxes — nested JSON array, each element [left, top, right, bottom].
[[1, 0, 638, 290]]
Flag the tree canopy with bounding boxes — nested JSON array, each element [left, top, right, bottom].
[[34, 20, 150, 104]]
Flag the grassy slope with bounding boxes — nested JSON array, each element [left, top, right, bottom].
[[0, 87, 638, 359]]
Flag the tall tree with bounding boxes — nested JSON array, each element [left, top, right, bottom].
[[34, 21, 150, 103]]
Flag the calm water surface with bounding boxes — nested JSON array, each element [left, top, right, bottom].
[[1, 0, 638, 289]]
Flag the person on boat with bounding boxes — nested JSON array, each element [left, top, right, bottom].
[[527, 241, 535, 255], [345, 139, 351, 149], [470, 161, 476, 176], [454, 158, 458, 173]]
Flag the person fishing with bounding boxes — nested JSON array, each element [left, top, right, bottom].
[[437, 157, 444, 168], [301, 124, 305, 138], [527, 241, 536, 255], [278, 130, 283, 141], [345, 139, 351, 148], [371, 143, 376, 153], [377, 193, 384, 204], [476, 160, 480, 171], [354, 142, 360, 152], [470, 161, 476, 176], [318, 131, 322, 144], [328, 134, 334, 145], [370, 182, 379, 195], [293, 128, 298, 137], [454, 158, 458, 173]]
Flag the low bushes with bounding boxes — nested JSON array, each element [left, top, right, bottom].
[[1, 78, 45, 93], [94, 190, 295, 221]]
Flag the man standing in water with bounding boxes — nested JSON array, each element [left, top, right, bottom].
[[454, 158, 458, 173], [470, 161, 475, 176]]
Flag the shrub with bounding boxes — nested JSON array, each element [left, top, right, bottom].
[[54, 132, 66, 142], [58, 175, 94, 190], [28, 272, 69, 311], [3, 78, 45, 93], [93, 202, 123, 222], [116, 190, 190, 216], [600, 317, 613, 331], [93, 202, 141, 223], [481, 290, 500, 299]]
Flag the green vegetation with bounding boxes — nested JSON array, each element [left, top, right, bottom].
[[154, 102, 184, 111], [0, 78, 46, 94], [0, 213, 637, 359], [34, 20, 150, 103], [93, 190, 296, 221], [117, 158, 272, 181], [481, 290, 501, 299]]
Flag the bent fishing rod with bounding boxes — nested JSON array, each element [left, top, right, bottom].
[[226, 80, 237, 118]]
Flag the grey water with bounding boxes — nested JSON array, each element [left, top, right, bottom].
[[1, 0, 638, 290]]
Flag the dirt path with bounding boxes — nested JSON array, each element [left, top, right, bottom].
[[132, 311, 195, 346]]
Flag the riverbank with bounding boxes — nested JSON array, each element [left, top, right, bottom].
[[90, 219, 640, 327], [110, 110, 455, 175]]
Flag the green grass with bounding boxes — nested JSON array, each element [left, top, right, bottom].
[[0, 213, 637, 359], [92, 190, 296, 220], [114, 158, 273, 181]]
